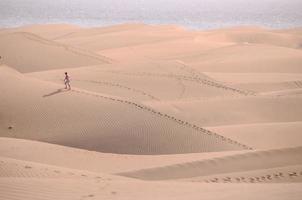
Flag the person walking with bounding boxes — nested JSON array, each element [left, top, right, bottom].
[[64, 72, 71, 90]]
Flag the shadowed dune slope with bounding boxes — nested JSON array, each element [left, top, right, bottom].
[[0, 66, 248, 154], [0, 137, 247, 174], [0, 32, 111, 73]]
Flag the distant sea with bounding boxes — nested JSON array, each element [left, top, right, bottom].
[[1, 0, 302, 29]]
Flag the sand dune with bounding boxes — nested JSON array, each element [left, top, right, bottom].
[[207, 122, 302, 149], [234, 81, 302, 94], [56, 24, 193, 52], [260, 88, 302, 97], [275, 27, 302, 37], [119, 146, 302, 180], [2, 178, 301, 200], [0, 65, 248, 154], [193, 164, 302, 183], [27, 61, 250, 102], [0, 32, 111, 72], [95, 26, 302, 63], [53, 23, 149, 40], [146, 96, 302, 127], [180, 44, 302, 73], [204, 72, 302, 84], [0, 139, 301, 199], [204, 72, 302, 94], [1, 24, 81, 40], [100, 44, 302, 72], [203, 26, 302, 49], [1, 24, 301, 200], [0, 156, 121, 180], [0, 137, 247, 174], [97, 37, 229, 62]]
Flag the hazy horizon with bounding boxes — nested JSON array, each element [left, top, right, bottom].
[[1, 0, 302, 29]]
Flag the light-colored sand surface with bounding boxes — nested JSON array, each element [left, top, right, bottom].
[[0, 32, 111, 73], [0, 24, 302, 199]]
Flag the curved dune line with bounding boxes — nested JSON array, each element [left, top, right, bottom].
[[174, 60, 214, 80], [70, 88, 252, 150], [118, 146, 302, 180], [10, 32, 114, 64], [72, 79, 160, 101], [52, 24, 146, 40], [99, 70, 255, 95]]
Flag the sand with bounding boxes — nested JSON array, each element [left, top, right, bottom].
[[0, 24, 301, 199]]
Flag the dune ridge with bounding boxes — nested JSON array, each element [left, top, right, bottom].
[[118, 146, 302, 180]]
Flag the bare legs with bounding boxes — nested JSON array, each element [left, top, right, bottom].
[[65, 81, 71, 90]]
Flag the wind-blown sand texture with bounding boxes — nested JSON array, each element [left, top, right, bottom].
[[0, 24, 302, 199]]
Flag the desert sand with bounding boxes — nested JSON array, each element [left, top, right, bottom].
[[0, 24, 302, 199]]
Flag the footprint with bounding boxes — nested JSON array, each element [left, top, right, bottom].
[[289, 172, 298, 177]]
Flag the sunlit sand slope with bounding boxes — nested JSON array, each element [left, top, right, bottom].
[[207, 122, 302, 149], [147, 96, 302, 127], [1, 178, 301, 200], [119, 146, 302, 181], [27, 61, 251, 102], [0, 66, 248, 154], [0, 32, 111, 72]]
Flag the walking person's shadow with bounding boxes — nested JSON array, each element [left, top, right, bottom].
[[43, 88, 69, 97]]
